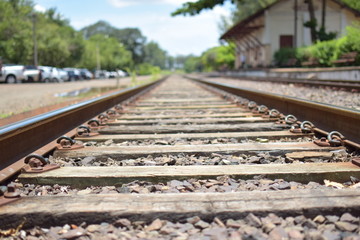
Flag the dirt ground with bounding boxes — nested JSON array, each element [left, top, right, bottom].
[[0, 76, 151, 126]]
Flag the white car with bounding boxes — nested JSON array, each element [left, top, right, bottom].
[[39, 66, 65, 83], [58, 68, 69, 82], [108, 71, 117, 78], [94, 70, 108, 79], [0, 64, 26, 83], [24, 65, 41, 82], [38, 66, 52, 82], [51, 68, 65, 83], [117, 70, 127, 77]]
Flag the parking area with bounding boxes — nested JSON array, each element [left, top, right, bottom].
[[0, 76, 151, 126]]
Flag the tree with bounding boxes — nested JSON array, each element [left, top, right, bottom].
[[112, 28, 147, 65], [81, 21, 147, 65], [36, 9, 85, 67], [341, 0, 360, 10], [171, 0, 233, 16], [0, 0, 33, 64], [143, 41, 167, 69], [217, 0, 276, 35], [201, 44, 235, 71], [78, 34, 132, 70], [184, 55, 203, 72]]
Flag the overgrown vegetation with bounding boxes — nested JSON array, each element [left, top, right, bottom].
[[274, 25, 360, 67], [181, 44, 235, 73]]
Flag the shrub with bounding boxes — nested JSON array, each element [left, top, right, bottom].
[[340, 25, 360, 65], [201, 44, 235, 71], [295, 47, 311, 63], [308, 39, 338, 67], [293, 24, 360, 67], [273, 48, 298, 67], [136, 63, 161, 76]]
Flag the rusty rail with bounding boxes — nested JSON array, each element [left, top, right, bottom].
[[0, 77, 166, 180], [208, 73, 360, 91], [189, 76, 360, 145]]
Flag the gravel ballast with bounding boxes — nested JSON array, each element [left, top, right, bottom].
[[2, 212, 360, 239], [204, 76, 360, 111], [15, 175, 360, 196], [50, 149, 351, 167]]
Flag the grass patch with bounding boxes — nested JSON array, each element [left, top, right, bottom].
[[0, 112, 14, 119]]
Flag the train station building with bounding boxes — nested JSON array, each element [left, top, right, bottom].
[[221, 0, 360, 68]]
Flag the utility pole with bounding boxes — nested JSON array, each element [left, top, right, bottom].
[[32, 13, 38, 66], [96, 44, 101, 71], [294, 0, 298, 48]]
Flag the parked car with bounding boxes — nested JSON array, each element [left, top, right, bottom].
[[94, 70, 108, 79], [117, 69, 127, 77], [38, 66, 51, 82], [0, 64, 26, 83], [58, 68, 69, 82], [24, 65, 41, 82], [80, 69, 93, 79], [38, 66, 63, 83], [108, 71, 117, 78], [63, 68, 81, 81]]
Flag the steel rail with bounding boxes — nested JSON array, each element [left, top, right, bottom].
[[189, 76, 360, 145], [208, 74, 360, 91], [0, 77, 166, 173]]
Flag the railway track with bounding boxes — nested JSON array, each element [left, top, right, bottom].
[[1, 75, 360, 239], [208, 73, 360, 91]]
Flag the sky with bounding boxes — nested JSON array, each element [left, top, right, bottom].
[[33, 0, 232, 56]]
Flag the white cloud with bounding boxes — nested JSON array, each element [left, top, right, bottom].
[[107, 0, 197, 8], [34, 4, 46, 13], [107, 0, 134, 8]]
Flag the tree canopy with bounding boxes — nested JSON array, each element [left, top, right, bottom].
[[172, 0, 360, 17], [81, 21, 147, 65]]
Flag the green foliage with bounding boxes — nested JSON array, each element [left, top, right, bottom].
[[81, 21, 172, 69], [136, 63, 161, 76], [304, 25, 360, 66], [295, 47, 310, 63], [343, 25, 360, 52], [273, 48, 298, 67], [172, 0, 231, 16], [337, 25, 360, 64], [201, 44, 235, 71], [143, 41, 168, 69], [184, 55, 202, 73], [81, 21, 147, 65], [341, 0, 360, 11], [274, 25, 360, 67], [307, 39, 338, 66], [79, 34, 132, 71], [0, 0, 33, 64], [231, 0, 276, 23], [317, 27, 337, 42]]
